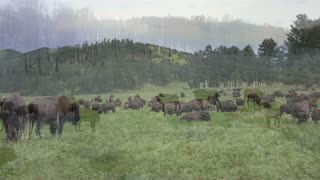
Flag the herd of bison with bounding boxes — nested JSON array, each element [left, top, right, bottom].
[[1, 87, 320, 142]]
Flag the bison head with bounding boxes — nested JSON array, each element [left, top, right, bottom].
[[69, 103, 80, 125]]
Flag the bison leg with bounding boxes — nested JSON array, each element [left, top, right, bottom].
[[35, 118, 42, 138], [19, 115, 27, 141], [28, 114, 36, 139], [198, 100, 204, 111], [162, 104, 166, 116], [58, 114, 65, 137], [50, 123, 57, 136]]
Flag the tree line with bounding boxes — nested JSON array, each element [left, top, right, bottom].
[[0, 14, 319, 96]]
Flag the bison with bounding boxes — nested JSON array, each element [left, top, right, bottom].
[[78, 99, 85, 105], [311, 109, 320, 123], [0, 94, 28, 142], [236, 98, 245, 106], [216, 100, 237, 112], [94, 96, 103, 103], [247, 93, 261, 106], [262, 101, 272, 109], [155, 93, 181, 116], [292, 102, 310, 124], [99, 103, 116, 113], [181, 111, 211, 121], [28, 96, 80, 138], [279, 103, 295, 117], [273, 91, 285, 98]]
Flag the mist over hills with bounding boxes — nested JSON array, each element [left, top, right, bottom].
[[0, 1, 287, 52]]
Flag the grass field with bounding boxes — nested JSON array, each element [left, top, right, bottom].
[[1, 83, 320, 179]]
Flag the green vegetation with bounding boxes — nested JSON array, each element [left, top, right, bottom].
[[193, 89, 218, 99], [1, 84, 320, 179]]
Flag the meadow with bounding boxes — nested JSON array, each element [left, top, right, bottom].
[[1, 83, 320, 179]]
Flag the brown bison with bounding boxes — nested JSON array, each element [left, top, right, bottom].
[[292, 102, 310, 124], [216, 100, 237, 112], [279, 103, 295, 117], [124, 96, 145, 110], [28, 96, 80, 138], [273, 91, 285, 97], [0, 94, 28, 142], [181, 111, 211, 121], [91, 103, 101, 112], [94, 96, 103, 103], [236, 98, 245, 106], [78, 99, 85, 105], [262, 101, 272, 109], [311, 109, 320, 123], [99, 103, 116, 113], [155, 93, 181, 116], [83, 101, 91, 109], [108, 95, 114, 103], [247, 93, 261, 106]]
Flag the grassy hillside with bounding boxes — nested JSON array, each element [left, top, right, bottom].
[[1, 84, 320, 179]]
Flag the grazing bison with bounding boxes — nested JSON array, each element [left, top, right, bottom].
[[108, 95, 114, 103], [262, 94, 276, 103], [279, 103, 295, 117], [308, 98, 318, 112], [99, 103, 116, 114], [292, 102, 310, 124], [150, 102, 163, 112], [0, 94, 28, 142], [193, 89, 220, 111], [78, 99, 85, 105], [310, 92, 320, 99], [115, 99, 122, 107], [124, 96, 145, 110], [232, 88, 241, 98], [247, 93, 261, 106], [244, 89, 264, 100], [216, 100, 237, 112], [236, 98, 245, 106], [311, 109, 320, 123], [91, 103, 101, 112], [286, 90, 298, 99], [262, 101, 272, 109], [155, 93, 181, 116], [83, 101, 91, 109], [134, 95, 146, 108], [181, 111, 211, 121], [287, 95, 305, 104], [94, 96, 102, 103], [29, 96, 80, 138], [273, 91, 285, 97], [305, 83, 313, 90]]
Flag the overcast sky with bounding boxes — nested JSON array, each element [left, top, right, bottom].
[[2, 0, 320, 27]]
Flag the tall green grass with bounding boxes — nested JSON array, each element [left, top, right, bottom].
[[1, 83, 320, 179]]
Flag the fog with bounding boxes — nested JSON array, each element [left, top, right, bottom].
[[0, 0, 296, 52]]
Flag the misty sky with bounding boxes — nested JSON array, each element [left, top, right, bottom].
[[2, 0, 320, 27]]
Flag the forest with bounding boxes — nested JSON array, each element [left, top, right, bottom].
[[0, 14, 319, 96]]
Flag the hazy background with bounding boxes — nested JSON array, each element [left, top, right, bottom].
[[1, 0, 319, 52]]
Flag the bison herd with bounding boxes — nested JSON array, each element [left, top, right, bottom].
[[2, 88, 320, 143]]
